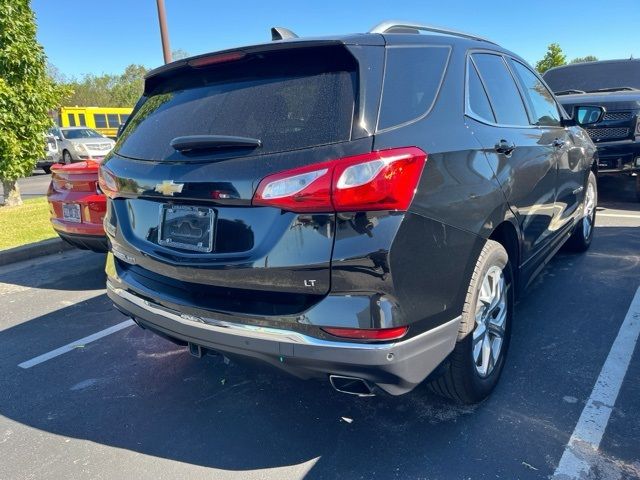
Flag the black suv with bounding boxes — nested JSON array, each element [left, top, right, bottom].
[[543, 60, 640, 198], [101, 21, 599, 403]]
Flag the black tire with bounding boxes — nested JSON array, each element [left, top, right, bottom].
[[63, 150, 72, 164], [429, 240, 513, 404], [566, 171, 597, 252], [42, 165, 51, 174], [635, 175, 640, 203]]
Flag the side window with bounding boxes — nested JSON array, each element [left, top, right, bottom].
[[107, 114, 120, 128], [93, 113, 107, 128], [78, 113, 86, 126], [378, 46, 451, 131], [67, 113, 76, 127], [467, 59, 496, 123], [508, 60, 561, 127], [472, 53, 529, 126]]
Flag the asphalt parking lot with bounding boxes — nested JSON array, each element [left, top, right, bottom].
[[1, 176, 639, 480]]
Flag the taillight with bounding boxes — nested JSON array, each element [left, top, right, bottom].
[[321, 326, 408, 341], [252, 147, 427, 213], [98, 166, 118, 198], [188, 51, 245, 68]]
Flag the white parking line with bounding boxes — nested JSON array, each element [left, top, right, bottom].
[[598, 213, 640, 219], [18, 319, 135, 369], [553, 287, 640, 479]]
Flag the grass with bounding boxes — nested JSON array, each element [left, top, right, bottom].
[[0, 197, 57, 250]]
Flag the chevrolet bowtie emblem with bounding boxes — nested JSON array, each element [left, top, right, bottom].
[[155, 180, 184, 196]]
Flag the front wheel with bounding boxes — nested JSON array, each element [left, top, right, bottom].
[[635, 175, 640, 203], [63, 150, 73, 165], [566, 171, 597, 252], [429, 240, 512, 404]]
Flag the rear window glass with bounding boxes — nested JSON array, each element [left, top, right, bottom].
[[472, 53, 529, 126], [117, 46, 357, 161], [377, 46, 450, 131], [543, 60, 640, 93]]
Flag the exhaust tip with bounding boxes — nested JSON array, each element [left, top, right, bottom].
[[329, 375, 375, 397]]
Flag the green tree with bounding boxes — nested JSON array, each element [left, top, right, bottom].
[[570, 55, 599, 64], [61, 64, 147, 108], [172, 49, 190, 60], [0, 0, 67, 206], [535, 43, 567, 73]]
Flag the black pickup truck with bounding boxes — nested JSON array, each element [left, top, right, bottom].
[[544, 59, 640, 199]]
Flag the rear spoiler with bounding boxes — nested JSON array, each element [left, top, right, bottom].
[[143, 36, 383, 94]]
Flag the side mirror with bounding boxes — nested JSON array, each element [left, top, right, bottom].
[[574, 106, 605, 126]]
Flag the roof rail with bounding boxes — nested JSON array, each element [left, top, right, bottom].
[[369, 20, 497, 45]]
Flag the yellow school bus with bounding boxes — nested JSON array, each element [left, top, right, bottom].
[[57, 107, 133, 138]]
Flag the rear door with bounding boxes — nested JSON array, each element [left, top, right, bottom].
[[507, 58, 580, 228], [103, 43, 382, 299], [465, 52, 558, 263]]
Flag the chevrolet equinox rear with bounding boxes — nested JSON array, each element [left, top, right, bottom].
[[102, 21, 598, 403]]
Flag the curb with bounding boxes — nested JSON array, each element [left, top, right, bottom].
[[0, 237, 75, 267]]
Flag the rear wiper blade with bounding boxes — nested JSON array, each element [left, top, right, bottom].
[[555, 89, 586, 96], [586, 87, 638, 93], [170, 135, 262, 152]]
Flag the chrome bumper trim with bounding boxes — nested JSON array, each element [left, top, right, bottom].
[[107, 281, 461, 351]]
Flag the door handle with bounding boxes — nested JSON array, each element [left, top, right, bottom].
[[552, 138, 566, 148], [495, 140, 516, 155]]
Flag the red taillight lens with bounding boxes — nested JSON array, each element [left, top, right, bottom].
[[321, 326, 409, 341], [98, 166, 118, 198], [252, 147, 427, 213]]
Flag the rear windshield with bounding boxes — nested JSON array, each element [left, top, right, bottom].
[[116, 46, 357, 161], [543, 60, 640, 93]]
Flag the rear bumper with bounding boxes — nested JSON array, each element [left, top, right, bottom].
[[595, 139, 640, 174], [106, 280, 460, 395], [56, 231, 108, 252]]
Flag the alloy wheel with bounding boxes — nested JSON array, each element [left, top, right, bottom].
[[582, 182, 596, 239], [472, 265, 507, 378]]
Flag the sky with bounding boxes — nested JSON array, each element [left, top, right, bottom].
[[32, 0, 639, 78]]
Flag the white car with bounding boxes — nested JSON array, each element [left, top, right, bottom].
[[51, 127, 115, 164], [37, 133, 60, 173]]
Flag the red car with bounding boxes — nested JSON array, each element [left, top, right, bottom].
[[47, 161, 108, 252]]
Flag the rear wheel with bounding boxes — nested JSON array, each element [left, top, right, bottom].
[[566, 171, 597, 252], [63, 150, 72, 164], [42, 165, 51, 174], [429, 240, 512, 404]]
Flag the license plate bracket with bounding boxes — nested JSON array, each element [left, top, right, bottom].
[[158, 205, 215, 253], [62, 203, 81, 223]]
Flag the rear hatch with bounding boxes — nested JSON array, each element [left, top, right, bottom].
[[101, 41, 382, 314]]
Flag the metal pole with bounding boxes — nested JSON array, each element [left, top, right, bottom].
[[156, 0, 172, 64]]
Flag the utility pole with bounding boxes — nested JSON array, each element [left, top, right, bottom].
[[156, 0, 172, 64]]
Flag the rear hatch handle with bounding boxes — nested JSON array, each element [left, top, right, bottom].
[[170, 135, 262, 152]]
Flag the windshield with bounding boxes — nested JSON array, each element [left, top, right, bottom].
[[543, 60, 640, 93], [116, 46, 357, 161], [62, 128, 103, 139]]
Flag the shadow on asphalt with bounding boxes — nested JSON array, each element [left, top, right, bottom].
[[0, 251, 106, 292], [1, 224, 639, 479], [597, 174, 639, 210]]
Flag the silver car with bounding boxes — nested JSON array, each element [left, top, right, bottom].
[[51, 127, 115, 164]]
